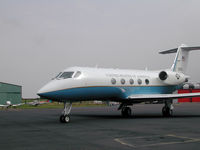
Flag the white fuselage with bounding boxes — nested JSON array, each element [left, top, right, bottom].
[[36, 45, 200, 123], [37, 67, 180, 102]]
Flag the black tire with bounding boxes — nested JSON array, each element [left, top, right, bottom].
[[162, 107, 173, 117], [121, 107, 132, 118], [60, 115, 70, 123], [60, 115, 65, 123], [167, 109, 173, 117]]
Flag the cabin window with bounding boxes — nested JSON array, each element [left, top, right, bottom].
[[138, 79, 142, 85], [59, 72, 74, 79], [129, 79, 134, 85], [74, 71, 81, 78], [121, 79, 125, 85], [111, 78, 116, 84], [145, 79, 149, 85]]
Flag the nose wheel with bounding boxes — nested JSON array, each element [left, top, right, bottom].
[[60, 115, 70, 123], [60, 102, 72, 123]]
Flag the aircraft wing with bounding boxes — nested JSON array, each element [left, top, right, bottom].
[[0, 104, 9, 107], [128, 93, 200, 100], [38, 101, 50, 104], [27, 100, 51, 106], [12, 103, 25, 107], [0, 103, 25, 107]]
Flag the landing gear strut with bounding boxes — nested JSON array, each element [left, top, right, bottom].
[[162, 100, 173, 117], [60, 102, 72, 123], [118, 103, 132, 118]]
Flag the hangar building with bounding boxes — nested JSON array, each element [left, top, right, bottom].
[[0, 82, 22, 105]]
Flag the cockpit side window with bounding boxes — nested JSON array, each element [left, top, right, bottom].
[[74, 71, 81, 78], [55, 72, 62, 78], [59, 72, 74, 79], [52, 72, 62, 80]]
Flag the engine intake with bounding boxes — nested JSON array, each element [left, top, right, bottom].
[[159, 71, 168, 81], [158, 70, 186, 85]]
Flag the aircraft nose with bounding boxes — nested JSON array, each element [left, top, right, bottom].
[[37, 80, 60, 98], [37, 87, 48, 97], [37, 83, 53, 97]]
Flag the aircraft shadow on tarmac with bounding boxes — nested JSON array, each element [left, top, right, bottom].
[[72, 113, 200, 119], [32, 114, 200, 125]]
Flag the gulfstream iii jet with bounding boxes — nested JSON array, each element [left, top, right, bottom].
[[37, 44, 200, 123]]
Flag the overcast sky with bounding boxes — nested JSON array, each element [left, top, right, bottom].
[[1, 0, 200, 98]]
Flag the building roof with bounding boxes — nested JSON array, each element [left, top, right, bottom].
[[0, 82, 22, 87]]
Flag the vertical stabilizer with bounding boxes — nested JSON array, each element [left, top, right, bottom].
[[171, 44, 189, 73], [159, 44, 200, 73]]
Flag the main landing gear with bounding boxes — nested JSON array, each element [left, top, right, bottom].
[[60, 102, 72, 123], [162, 101, 174, 117], [118, 103, 132, 118]]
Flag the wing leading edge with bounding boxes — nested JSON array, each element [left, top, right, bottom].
[[128, 93, 200, 100]]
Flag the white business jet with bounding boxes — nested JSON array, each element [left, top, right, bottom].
[[37, 44, 200, 123]]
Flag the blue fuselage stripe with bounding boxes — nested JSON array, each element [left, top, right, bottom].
[[39, 86, 178, 101]]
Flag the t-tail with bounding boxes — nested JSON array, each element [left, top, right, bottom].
[[159, 44, 200, 73]]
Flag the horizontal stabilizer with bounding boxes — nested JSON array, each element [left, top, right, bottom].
[[182, 46, 200, 51], [159, 48, 178, 54], [128, 93, 200, 100], [159, 46, 200, 54]]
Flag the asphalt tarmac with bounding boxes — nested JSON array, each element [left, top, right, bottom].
[[1, 103, 200, 150]]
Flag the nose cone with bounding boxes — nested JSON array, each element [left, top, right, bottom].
[[37, 86, 49, 98], [37, 81, 56, 97], [37, 79, 65, 99], [37, 85, 50, 95]]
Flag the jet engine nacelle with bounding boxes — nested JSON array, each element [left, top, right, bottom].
[[158, 70, 187, 85]]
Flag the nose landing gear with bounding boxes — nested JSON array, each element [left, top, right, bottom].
[[60, 102, 72, 123]]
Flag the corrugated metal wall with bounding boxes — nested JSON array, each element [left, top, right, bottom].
[[0, 82, 22, 105]]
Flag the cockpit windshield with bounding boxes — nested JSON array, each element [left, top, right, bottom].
[[59, 72, 74, 79], [53, 71, 81, 80]]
